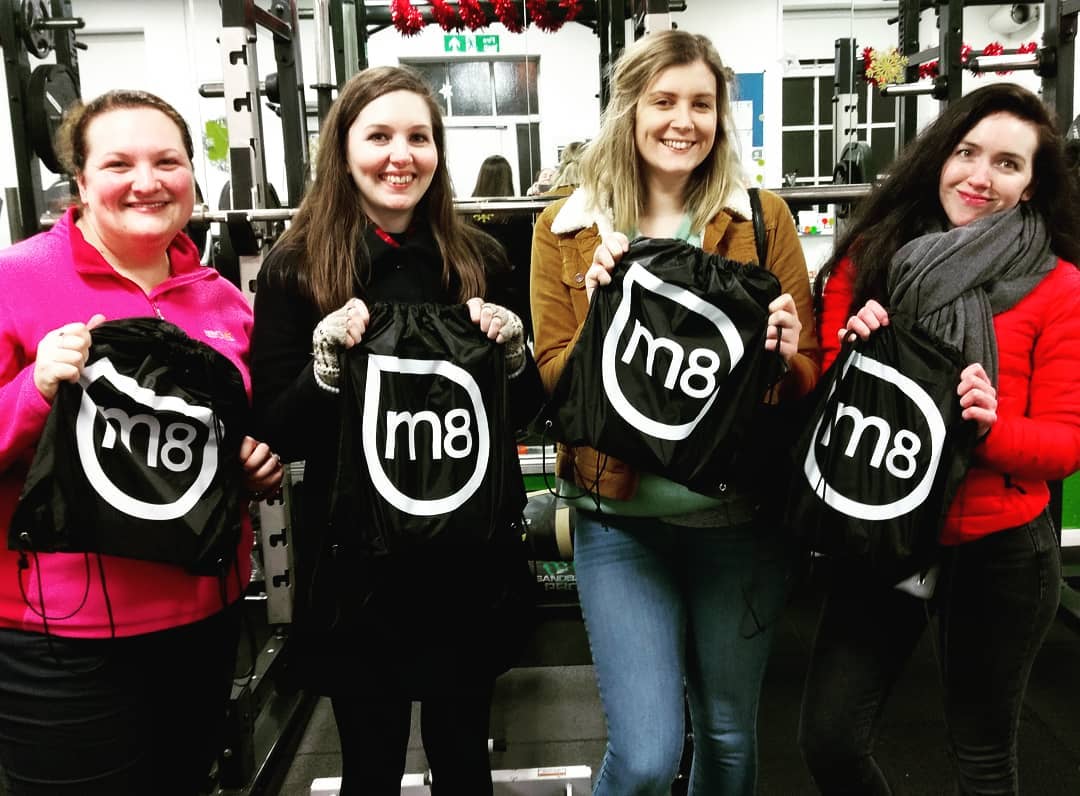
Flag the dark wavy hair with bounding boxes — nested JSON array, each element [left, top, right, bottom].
[[272, 65, 496, 313], [814, 82, 1080, 315]]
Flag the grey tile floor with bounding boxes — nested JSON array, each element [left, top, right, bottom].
[[270, 578, 1080, 796]]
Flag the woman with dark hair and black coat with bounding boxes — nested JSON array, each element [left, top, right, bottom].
[[251, 66, 540, 795]]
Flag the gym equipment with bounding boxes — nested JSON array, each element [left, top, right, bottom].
[[0, 0, 84, 241], [27, 63, 79, 173], [877, 0, 1076, 143], [832, 141, 874, 219]]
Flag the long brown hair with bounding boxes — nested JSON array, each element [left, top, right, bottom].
[[273, 65, 492, 313], [471, 155, 515, 197]]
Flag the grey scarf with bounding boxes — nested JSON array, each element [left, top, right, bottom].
[[886, 203, 1056, 384]]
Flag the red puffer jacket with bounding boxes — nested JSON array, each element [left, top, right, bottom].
[[819, 256, 1080, 545]]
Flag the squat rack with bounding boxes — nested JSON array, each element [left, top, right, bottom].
[[879, 0, 1078, 142]]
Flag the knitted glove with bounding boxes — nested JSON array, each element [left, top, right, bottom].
[[311, 303, 351, 393], [483, 302, 526, 377]]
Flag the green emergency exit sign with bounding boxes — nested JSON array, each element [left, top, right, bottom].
[[444, 34, 500, 53]]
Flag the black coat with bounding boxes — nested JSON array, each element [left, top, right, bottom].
[[251, 221, 541, 697]]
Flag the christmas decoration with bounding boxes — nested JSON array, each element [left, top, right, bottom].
[[494, 0, 523, 33], [429, 0, 463, 31], [390, 0, 423, 36], [458, 0, 487, 30], [391, 0, 584, 36], [527, 0, 583, 33], [862, 46, 908, 87], [864, 41, 1038, 84]]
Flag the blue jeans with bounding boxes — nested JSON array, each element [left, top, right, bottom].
[[798, 509, 1061, 795], [574, 511, 791, 796]]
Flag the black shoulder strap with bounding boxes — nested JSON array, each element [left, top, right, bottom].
[[748, 187, 768, 267]]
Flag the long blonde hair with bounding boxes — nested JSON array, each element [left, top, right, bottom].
[[273, 66, 491, 313], [578, 31, 741, 233]]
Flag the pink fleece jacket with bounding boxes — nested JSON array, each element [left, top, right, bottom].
[[0, 208, 254, 637]]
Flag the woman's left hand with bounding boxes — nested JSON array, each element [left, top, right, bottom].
[[765, 293, 802, 364], [958, 363, 997, 440], [240, 435, 284, 500], [466, 297, 525, 374]]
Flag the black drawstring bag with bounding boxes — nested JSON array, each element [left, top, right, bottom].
[[786, 314, 977, 583], [9, 318, 249, 575], [545, 236, 784, 495], [331, 302, 518, 556]]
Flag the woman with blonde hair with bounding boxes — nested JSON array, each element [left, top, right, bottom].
[[531, 30, 819, 795]]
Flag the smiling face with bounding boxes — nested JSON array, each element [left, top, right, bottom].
[[938, 111, 1038, 228], [346, 89, 438, 232], [76, 107, 195, 254], [633, 59, 718, 192]]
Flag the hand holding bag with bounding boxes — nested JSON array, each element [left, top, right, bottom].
[[331, 302, 523, 557], [786, 314, 977, 583], [546, 236, 785, 495], [10, 318, 249, 575]]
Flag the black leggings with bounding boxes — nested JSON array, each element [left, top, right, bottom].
[[798, 512, 1061, 795], [0, 604, 241, 795], [331, 683, 495, 796]]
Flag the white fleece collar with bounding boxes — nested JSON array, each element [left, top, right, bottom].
[[551, 183, 753, 235]]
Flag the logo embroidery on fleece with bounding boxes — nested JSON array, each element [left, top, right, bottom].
[[204, 329, 236, 342]]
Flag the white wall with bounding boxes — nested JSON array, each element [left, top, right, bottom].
[[1, 1, 1074, 249], [365, 20, 602, 195]]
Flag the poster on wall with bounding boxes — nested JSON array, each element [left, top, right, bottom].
[[734, 72, 765, 186]]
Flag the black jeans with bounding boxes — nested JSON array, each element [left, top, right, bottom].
[[331, 682, 496, 796], [798, 510, 1060, 795], [0, 603, 241, 795]]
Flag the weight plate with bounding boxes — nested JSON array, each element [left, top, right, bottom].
[[27, 63, 80, 174], [20, 0, 54, 58]]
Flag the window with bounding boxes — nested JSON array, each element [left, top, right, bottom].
[[781, 65, 899, 185], [405, 57, 539, 118]]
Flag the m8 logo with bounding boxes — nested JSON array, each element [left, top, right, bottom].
[[601, 262, 745, 441], [75, 358, 220, 521], [362, 355, 489, 517], [802, 351, 947, 521]]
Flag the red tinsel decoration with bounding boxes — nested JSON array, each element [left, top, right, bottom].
[[526, 0, 583, 32], [861, 46, 877, 86], [389, 0, 587, 37], [560, 0, 583, 25], [458, 0, 487, 30], [982, 40, 1007, 76], [390, 0, 423, 36], [872, 39, 1041, 84], [494, 0, 523, 33], [429, 0, 463, 31], [914, 43, 972, 80]]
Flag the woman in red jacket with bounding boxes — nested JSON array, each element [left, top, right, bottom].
[[799, 82, 1080, 794]]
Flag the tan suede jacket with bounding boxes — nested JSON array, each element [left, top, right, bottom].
[[530, 185, 821, 500]]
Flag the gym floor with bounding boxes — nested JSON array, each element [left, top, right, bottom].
[[267, 568, 1080, 795]]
